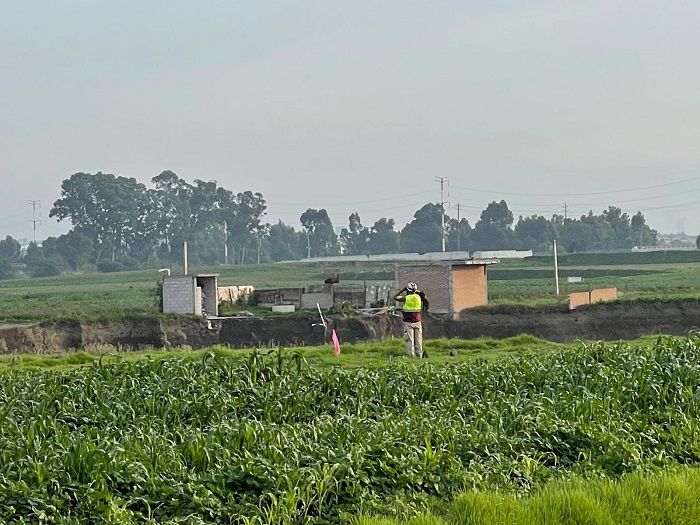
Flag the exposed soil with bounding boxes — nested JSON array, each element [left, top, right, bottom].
[[1, 301, 699, 353]]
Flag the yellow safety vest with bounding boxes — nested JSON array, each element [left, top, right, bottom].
[[403, 293, 422, 312]]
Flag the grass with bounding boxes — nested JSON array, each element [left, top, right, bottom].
[[0, 254, 699, 321], [0, 262, 394, 322], [0, 334, 571, 372], [356, 466, 700, 525]]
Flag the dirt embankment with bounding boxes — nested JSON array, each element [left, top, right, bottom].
[[1, 301, 699, 353]]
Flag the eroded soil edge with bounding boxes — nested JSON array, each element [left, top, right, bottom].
[[1, 301, 699, 353]]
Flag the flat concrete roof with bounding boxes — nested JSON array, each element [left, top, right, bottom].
[[397, 259, 499, 267]]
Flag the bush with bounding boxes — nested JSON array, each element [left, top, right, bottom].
[[97, 257, 140, 273], [26, 256, 63, 277], [97, 260, 124, 273]]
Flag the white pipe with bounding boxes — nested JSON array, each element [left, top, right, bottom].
[[158, 268, 171, 277]]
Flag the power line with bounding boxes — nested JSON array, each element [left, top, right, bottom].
[[267, 189, 437, 207], [450, 175, 700, 197]]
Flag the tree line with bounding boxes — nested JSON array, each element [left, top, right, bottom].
[[0, 171, 662, 278]]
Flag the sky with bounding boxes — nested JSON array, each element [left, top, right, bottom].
[[2, 0, 699, 242]]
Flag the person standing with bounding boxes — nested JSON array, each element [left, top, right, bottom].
[[393, 282, 429, 358]]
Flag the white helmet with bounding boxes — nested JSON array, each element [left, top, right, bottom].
[[406, 282, 417, 292]]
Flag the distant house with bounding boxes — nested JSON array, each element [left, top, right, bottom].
[[395, 259, 498, 317]]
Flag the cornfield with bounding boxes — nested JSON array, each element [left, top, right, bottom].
[[1, 333, 700, 523]]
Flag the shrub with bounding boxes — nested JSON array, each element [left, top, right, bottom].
[[97, 260, 124, 273], [26, 256, 63, 277]]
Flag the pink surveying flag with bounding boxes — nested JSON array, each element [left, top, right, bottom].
[[331, 329, 341, 355]]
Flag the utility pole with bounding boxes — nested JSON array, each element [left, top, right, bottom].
[[455, 203, 462, 251], [563, 203, 567, 222], [553, 239, 560, 297], [306, 231, 311, 259], [28, 200, 41, 243], [436, 177, 449, 252], [223, 222, 229, 265], [257, 233, 262, 264]]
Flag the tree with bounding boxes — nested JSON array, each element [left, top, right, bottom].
[[446, 218, 472, 252], [50, 172, 156, 263], [340, 213, 370, 255], [265, 221, 303, 261], [0, 236, 21, 262], [218, 189, 267, 264], [0, 258, 11, 280], [400, 203, 445, 253], [602, 206, 632, 248], [514, 215, 551, 252], [151, 170, 193, 261], [43, 231, 94, 270], [368, 218, 400, 254], [630, 211, 657, 248], [300, 209, 339, 257], [470, 200, 515, 250], [696, 234, 700, 250]]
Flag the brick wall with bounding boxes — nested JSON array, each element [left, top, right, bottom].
[[217, 286, 255, 303], [569, 288, 618, 310], [163, 276, 195, 314], [590, 288, 618, 303], [396, 264, 451, 313], [568, 291, 591, 310]]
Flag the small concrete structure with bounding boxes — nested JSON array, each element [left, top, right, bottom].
[[162, 274, 219, 317], [396, 260, 498, 316]]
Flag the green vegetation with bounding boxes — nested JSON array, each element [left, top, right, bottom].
[[1, 172, 670, 282], [0, 334, 567, 372], [1, 253, 699, 321], [1, 334, 700, 523], [356, 467, 700, 524], [527, 250, 700, 266]]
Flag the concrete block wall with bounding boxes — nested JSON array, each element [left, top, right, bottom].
[[334, 287, 367, 307], [163, 276, 195, 314], [196, 276, 218, 316], [301, 292, 334, 309], [254, 288, 303, 308], [366, 284, 391, 306]]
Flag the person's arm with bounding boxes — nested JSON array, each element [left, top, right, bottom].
[[392, 287, 406, 302], [419, 291, 429, 311]]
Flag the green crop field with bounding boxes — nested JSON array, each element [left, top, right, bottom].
[[0, 252, 699, 321], [0, 333, 699, 523]]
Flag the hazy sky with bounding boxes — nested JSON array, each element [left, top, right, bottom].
[[2, 1, 699, 241]]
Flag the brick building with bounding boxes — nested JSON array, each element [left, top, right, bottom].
[[396, 260, 497, 316]]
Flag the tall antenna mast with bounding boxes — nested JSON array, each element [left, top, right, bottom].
[[28, 200, 41, 243], [436, 177, 449, 252]]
